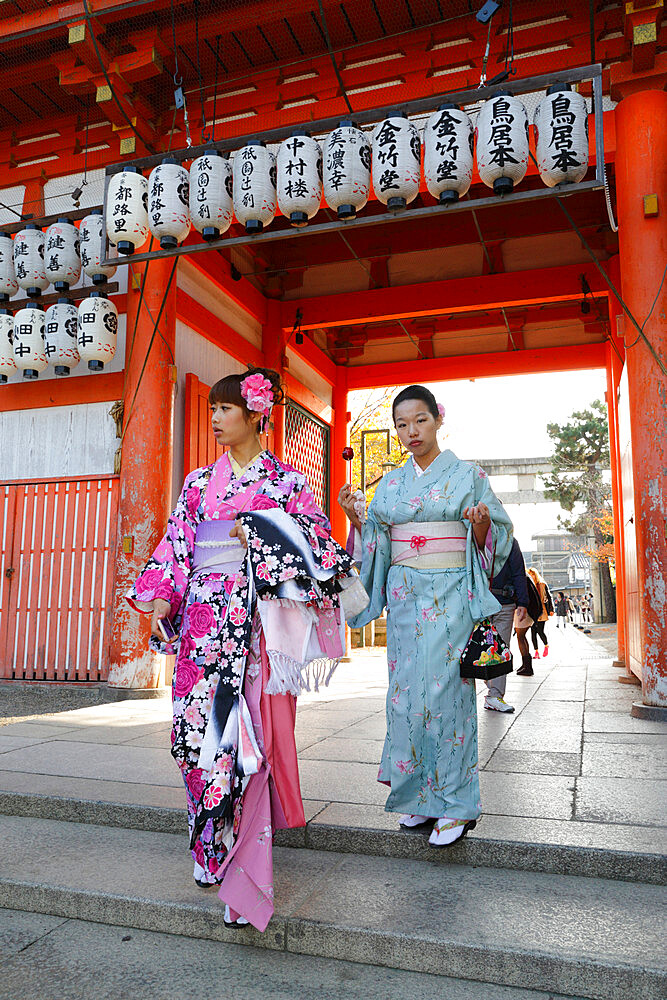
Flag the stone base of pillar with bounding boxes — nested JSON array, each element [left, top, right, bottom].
[[104, 685, 169, 701], [618, 674, 641, 686], [107, 649, 163, 690], [631, 702, 667, 722], [612, 659, 626, 669]]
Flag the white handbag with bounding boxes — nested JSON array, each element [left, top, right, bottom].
[[339, 573, 370, 618]]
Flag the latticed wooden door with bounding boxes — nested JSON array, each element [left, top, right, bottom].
[[284, 400, 330, 514], [0, 476, 119, 682]]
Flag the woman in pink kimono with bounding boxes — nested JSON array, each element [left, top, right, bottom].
[[128, 368, 352, 930]]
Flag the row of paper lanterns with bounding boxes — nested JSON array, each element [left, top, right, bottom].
[[0, 293, 117, 382], [105, 84, 589, 251], [0, 210, 115, 303]]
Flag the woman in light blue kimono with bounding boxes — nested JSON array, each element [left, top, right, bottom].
[[339, 385, 512, 847]]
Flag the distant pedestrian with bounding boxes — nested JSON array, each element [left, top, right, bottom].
[[572, 598, 581, 623], [527, 567, 553, 659], [587, 592, 595, 622], [567, 595, 575, 622], [555, 591, 569, 628], [486, 538, 531, 713], [580, 594, 589, 623], [515, 572, 543, 676]]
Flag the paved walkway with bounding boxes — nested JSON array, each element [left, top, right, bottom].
[[0, 624, 665, 857]]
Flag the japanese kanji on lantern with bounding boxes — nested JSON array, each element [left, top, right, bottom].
[[476, 92, 529, 195], [424, 103, 474, 203], [13, 302, 46, 379], [106, 165, 149, 256], [45, 298, 79, 377], [77, 292, 117, 371], [44, 218, 81, 292], [13, 225, 48, 298], [372, 113, 421, 214], [323, 120, 371, 220], [148, 156, 191, 249], [233, 140, 277, 234], [534, 84, 589, 187], [0, 233, 17, 302], [190, 148, 233, 241], [277, 130, 323, 228], [80, 210, 117, 285], [0, 308, 16, 383]]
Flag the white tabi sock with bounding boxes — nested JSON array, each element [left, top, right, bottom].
[[428, 818, 468, 846], [399, 814, 431, 827]]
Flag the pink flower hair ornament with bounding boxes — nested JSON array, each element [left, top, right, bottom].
[[437, 403, 446, 419], [241, 372, 274, 430]]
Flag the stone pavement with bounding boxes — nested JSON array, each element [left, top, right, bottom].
[[0, 622, 664, 859], [0, 623, 665, 1000]]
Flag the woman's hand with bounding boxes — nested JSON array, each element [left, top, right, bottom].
[[462, 502, 491, 548], [150, 598, 172, 640], [338, 484, 363, 532], [230, 521, 248, 548]]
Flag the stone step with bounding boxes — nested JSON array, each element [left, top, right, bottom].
[[0, 907, 588, 1000], [1, 788, 664, 887], [0, 815, 664, 1000]]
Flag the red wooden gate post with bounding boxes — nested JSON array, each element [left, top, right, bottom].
[[615, 89, 667, 709], [263, 300, 287, 461], [330, 365, 349, 546], [108, 256, 177, 689]]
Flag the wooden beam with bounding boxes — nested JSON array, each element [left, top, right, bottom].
[[0, 370, 124, 412], [287, 264, 610, 331], [188, 254, 267, 326], [176, 288, 263, 366], [345, 343, 607, 390], [288, 331, 337, 387], [283, 371, 331, 422]]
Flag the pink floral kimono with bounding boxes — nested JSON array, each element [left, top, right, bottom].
[[128, 451, 352, 930]]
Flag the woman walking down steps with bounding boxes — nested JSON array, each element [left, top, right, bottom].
[[339, 385, 512, 849], [128, 368, 353, 931]]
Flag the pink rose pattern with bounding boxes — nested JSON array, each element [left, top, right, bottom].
[[128, 450, 352, 883]]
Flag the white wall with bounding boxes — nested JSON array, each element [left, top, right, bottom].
[[0, 401, 118, 480], [172, 319, 243, 505]]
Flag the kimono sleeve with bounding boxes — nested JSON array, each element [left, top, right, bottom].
[[346, 503, 392, 629], [464, 466, 514, 622], [126, 469, 201, 618]]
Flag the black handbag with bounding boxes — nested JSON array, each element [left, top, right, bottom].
[[459, 548, 513, 681]]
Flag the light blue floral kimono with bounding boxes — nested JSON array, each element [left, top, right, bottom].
[[349, 450, 513, 820]]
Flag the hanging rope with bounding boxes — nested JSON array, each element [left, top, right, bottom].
[[317, 0, 354, 115], [80, 0, 155, 153], [194, 0, 209, 142], [211, 36, 221, 142]]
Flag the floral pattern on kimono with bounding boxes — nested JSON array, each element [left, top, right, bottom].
[[128, 451, 352, 916], [347, 449, 513, 820]]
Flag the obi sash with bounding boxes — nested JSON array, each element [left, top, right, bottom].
[[391, 520, 466, 569], [193, 520, 246, 577]]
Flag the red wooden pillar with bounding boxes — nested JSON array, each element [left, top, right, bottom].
[[615, 89, 667, 708], [108, 257, 177, 689], [263, 299, 287, 461], [606, 338, 626, 668], [330, 365, 349, 545]]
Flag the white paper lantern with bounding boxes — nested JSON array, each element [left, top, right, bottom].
[[372, 113, 421, 214], [80, 210, 117, 285], [148, 157, 191, 249], [44, 218, 81, 291], [45, 298, 79, 376], [534, 84, 589, 187], [0, 233, 17, 302], [0, 309, 16, 383], [277, 131, 322, 228], [13, 225, 48, 297], [13, 302, 46, 379], [106, 166, 149, 256], [233, 140, 276, 234], [190, 148, 233, 241], [424, 103, 474, 204], [323, 120, 371, 220], [476, 92, 529, 195], [78, 292, 117, 372]]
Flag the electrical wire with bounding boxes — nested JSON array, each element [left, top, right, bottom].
[[194, 0, 209, 142], [624, 258, 667, 349], [556, 195, 667, 378], [211, 36, 221, 142], [471, 208, 519, 350], [80, 0, 156, 154], [317, 0, 354, 116]]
